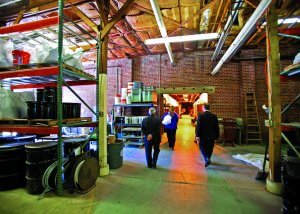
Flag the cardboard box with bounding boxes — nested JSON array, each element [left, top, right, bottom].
[[107, 135, 116, 144]]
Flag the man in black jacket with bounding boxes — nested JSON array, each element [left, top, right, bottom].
[[196, 103, 219, 167], [141, 107, 162, 168]]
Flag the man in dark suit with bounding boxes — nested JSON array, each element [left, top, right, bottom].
[[141, 107, 162, 168], [196, 103, 219, 167]]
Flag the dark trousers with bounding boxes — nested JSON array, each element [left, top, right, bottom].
[[199, 139, 215, 163], [166, 128, 176, 148], [144, 137, 160, 166]]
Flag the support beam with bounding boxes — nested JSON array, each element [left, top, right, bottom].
[[100, 0, 134, 40], [13, 9, 25, 25], [98, 0, 110, 176], [265, 0, 282, 196], [70, 4, 98, 33], [180, 1, 216, 27], [95, 0, 108, 25]]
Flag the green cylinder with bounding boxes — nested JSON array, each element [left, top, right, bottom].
[[107, 142, 123, 169]]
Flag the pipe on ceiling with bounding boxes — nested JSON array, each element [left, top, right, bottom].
[[211, 0, 243, 61], [149, 0, 174, 64], [211, 0, 272, 76]]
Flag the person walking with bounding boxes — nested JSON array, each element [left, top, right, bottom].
[[141, 107, 162, 168], [162, 106, 179, 150], [196, 103, 219, 167]]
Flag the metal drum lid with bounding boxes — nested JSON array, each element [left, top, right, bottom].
[[73, 155, 99, 192], [25, 142, 57, 149], [0, 141, 33, 150]]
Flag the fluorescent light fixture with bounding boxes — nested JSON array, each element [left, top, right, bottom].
[[262, 17, 300, 26], [0, 0, 22, 8], [287, 69, 300, 77], [144, 33, 219, 45]]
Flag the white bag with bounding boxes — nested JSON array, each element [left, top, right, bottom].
[[162, 114, 172, 125]]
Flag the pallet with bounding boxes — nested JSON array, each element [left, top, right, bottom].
[[0, 117, 92, 126], [29, 117, 92, 126]]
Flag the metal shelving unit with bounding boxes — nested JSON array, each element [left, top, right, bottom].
[[0, 0, 100, 195], [113, 103, 155, 146]]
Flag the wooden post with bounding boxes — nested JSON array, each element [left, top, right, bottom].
[[265, 0, 282, 195], [98, 0, 110, 176]]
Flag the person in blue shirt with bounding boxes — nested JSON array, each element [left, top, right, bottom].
[[162, 106, 179, 150]]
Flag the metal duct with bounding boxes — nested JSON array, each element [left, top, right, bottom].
[[211, 0, 243, 61], [211, 0, 272, 76]]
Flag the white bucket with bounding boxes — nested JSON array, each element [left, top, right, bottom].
[[114, 95, 121, 104], [121, 88, 127, 97]]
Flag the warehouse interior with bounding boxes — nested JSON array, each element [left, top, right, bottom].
[[0, 0, 299, 213]]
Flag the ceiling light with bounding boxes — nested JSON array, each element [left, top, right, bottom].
[[262, 17, 300, 26], [144, 33, 219, 45], [0, 0, 22, 8]]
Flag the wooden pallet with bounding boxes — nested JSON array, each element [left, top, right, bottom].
[[29, 117, 92, 126]]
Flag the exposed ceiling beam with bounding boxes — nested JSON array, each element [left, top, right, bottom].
[[109, 0, 151, 54], [179, 0, 216, 27], [118, 0, 199, 35], [95, 0, 108, 25], [100, 0, 134, 40], [13, 9, 25, 25], [149, 0, 174, 64], [70, 4, 98, 33]]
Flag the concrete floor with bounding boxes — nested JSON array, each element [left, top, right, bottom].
[[0, 115, 282, 214]]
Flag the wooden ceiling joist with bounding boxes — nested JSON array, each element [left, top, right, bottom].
[[70, 4, 99, 33], [101, 0, 134, 40], [95, 0, 108, 25]]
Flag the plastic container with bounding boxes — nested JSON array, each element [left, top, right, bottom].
[[114, 94, 121, 104], [12, 50, 30, 65]]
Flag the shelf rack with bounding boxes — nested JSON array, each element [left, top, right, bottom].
[[0, 0, 100, 195], [113, 103, 155, 146]]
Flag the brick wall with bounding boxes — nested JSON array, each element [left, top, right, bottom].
[[64, 47, 300, 142]]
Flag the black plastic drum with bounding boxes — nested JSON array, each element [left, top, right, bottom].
[[0, 142, 32, 191], [27, 101, 40, 119], [25, 142, 57, 195]]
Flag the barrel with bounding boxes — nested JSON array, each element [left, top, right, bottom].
[[107, 142, 123, 169], [0, 142, 31, 190], [26, 101, 40, 119], [25, 142, 57, 194]]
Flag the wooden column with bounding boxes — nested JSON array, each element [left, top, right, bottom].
[[265, 0, 282, 195], [98, 0, 110, 176], [96, 0, 134, 176]]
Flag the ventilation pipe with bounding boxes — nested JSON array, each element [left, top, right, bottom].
[[149, 0, 174, 64], [211, 0, 272, 76], [211, 0, 243, 61]]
